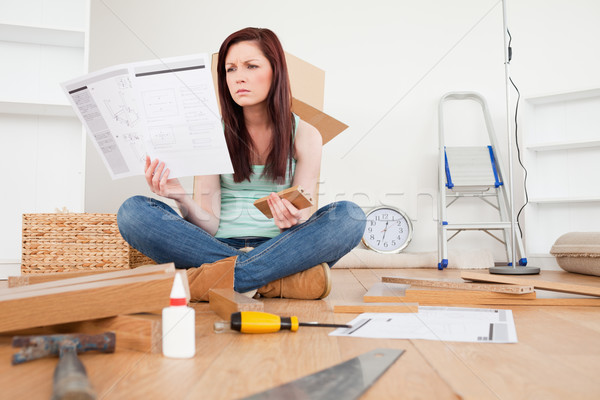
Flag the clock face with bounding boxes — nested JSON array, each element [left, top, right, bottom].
[[362, 207, 412, 253]]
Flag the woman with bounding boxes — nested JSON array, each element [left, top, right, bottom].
[[117, 27, 365, 301]]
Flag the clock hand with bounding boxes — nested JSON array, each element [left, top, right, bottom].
[[381, 221, 389, 241]]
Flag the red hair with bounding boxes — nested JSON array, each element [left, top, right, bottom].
[[217, 27, 295, 183]]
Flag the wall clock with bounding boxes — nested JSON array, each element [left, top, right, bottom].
[[362, 206, 413, 254]]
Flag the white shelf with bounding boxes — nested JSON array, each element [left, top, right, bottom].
[[526, 139, 600, 152], [526, 88, 600, 105], [0, 100, 74, 117], [529, 196, 600, 204], [522, 87, 600, 257], [0, 22, 84, 48]]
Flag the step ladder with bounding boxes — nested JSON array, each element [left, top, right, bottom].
[[437, 91, 527, 270]]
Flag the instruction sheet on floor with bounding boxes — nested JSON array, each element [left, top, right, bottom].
[[331, 306, 517, 343]]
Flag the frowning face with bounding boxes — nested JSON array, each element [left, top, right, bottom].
[[225, 41, 273, 109]]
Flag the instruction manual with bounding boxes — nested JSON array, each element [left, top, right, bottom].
[[61, 54, 233, 179], [331, 306, 517, 343]]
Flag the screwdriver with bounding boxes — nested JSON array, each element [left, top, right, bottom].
[[214, 311, 351, 334]]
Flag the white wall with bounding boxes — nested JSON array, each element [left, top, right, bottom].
[[0, 0, 88, 262], [86, 0, 600, 262]]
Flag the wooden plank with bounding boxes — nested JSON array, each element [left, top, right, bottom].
[[8, 270, 106, 287], [383, 275, 534, 294], [461, 270, 600, 297], [364, 282, 536, 302], [208, 288, 264, 319], [0, 267, 178, 333], [333, 303, 418, 313], [1, 264, 174, 294], [364, 282, 600, 306]]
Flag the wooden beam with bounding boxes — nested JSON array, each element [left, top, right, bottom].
[[363, 282, 600, 306], [333, 303, 418, 313], [365, 282, 536, 301], [8, 270, 106, 288], [2, 264, 174, 293], [208, 289, 264, 320], [0, 265, 178, 333], [461, 271, 600, 297], [382, 276, 534, 294]]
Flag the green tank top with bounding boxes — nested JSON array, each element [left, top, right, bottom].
[[215, 115, 299, 239]]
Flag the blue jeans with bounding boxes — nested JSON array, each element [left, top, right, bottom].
[[117, 196, 366, 292]]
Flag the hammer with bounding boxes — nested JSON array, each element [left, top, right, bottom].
[[12, 332, 116, 400]]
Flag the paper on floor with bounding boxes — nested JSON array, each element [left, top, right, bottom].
[[330, 306, 517, 343]]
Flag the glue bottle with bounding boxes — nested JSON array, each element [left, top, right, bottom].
[[162, 272, 195, 358]]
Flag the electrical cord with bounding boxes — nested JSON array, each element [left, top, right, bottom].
[[507, 29, 529, 239]]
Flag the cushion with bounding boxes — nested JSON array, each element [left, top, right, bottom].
[[550, 232, 600, 276]]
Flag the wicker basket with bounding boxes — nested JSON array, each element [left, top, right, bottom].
[[21, 213, 155, 273]]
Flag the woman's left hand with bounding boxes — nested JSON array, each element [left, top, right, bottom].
[[267, 192, 302, 230]]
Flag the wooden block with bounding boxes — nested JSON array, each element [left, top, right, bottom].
[[208, 289, 264, 319], [5, 314, 164, 353], [461, 271, 600, 297], [0, 264, 178, 333], [63, 314, 163, 353], [333, 303, 418, 313], [253, 185, 313, 219], [382, 276, 534, 294]]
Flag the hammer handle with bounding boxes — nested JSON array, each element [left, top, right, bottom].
[[51, 345, 96, 400]]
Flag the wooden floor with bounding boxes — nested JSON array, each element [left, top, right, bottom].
[[2, 268, 600, 399]]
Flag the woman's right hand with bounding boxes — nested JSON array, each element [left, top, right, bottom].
[[144, 156, 186, 201]]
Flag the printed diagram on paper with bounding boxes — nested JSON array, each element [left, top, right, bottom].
[[87, 71, 146, 173], [330, 307, 518, 343], [104, 79, 140, 128], [61, 54, 233, 179]]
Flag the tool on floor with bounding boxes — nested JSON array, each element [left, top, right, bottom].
[[213, 311, 351, 334], [243, 348, 404, 399], [11, 332, 116, 365], [12, 332, 115, 400], [51, 340, 97, 400]]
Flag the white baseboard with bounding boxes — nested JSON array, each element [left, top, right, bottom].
[[526, 254, 561, 271], [0, 260, 21, 280]]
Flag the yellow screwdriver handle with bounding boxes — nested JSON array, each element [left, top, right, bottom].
[[231, 311, 299, 333]]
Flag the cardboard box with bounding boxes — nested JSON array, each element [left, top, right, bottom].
[[211, 52, 347, 145]]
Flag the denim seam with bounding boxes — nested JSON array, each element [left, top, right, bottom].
[[149, 199, 241, 254], [236, 202, 338, 267]]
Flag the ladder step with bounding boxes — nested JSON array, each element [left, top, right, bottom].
[[443, 222, 511, 230], [445, 146, 502, 189]]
